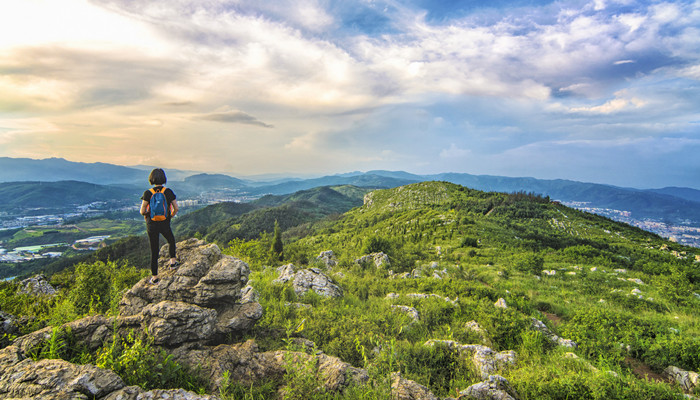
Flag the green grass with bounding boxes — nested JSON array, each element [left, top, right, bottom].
[[3, 181, 699, 399]]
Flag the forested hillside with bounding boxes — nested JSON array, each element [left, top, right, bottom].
[[173, 185, 368, 245], [1, 182, 698, 399]]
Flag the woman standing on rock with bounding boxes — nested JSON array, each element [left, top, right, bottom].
[[140, 168, 179, 284]]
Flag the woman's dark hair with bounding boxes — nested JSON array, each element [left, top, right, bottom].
[[149, 168, 167, 185]]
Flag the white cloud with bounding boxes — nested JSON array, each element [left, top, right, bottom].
[[1, 0, 699, 185], [439, 144, 471, 159], [567, 91, 648, 114]]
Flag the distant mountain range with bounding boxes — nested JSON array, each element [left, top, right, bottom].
[[2, 157, 700, 228]]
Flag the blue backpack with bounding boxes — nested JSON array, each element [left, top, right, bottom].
[[149, 187, 170, 222]]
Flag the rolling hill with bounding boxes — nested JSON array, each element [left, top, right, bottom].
[[3, 181, 698, 399]]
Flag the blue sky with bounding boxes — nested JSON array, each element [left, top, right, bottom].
[[1, 0, 699, 188]]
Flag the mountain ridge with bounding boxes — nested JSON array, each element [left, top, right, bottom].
[[2, 157, 700, 230]]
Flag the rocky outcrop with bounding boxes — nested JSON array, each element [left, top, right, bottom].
[[385, 292, 458, 306], [391, 305, 420, 323], [458, 374, 519, 400], [118, 238, 263, 345], [391, 372, 439, 400], [274, 264, 343, 298], [465, 321, 490, 345], [355, 252, 390, 268], [494, 298, 507, 309], [104, 387, 219, 400], [18, 274, 57, 296], [664, 366, 699, 392], [0, 311, 19, 338], [425, 340, 516, 380], [317, 250, 338, 268], [121, 239, 252, 313], [0, 239, 374, 399], [170, 339, 368, 393], [530, 318, 577, 348], [0, 239, 268, 399], [0, 349, 126, 399]]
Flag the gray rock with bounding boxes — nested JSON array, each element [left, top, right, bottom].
[[64, 314, 115, 352], [138, 301, 217, 346], [459, 374, 518, 400], [216, 302, 264, 332], [663, 366, 699, 392], [0, 351, 125, 400], [494, 298, 507, 309], [425, 340, 516, 380], [172, 339, 367, 394], [240, 284, 260, 304], [274, 264, 343, 298], [104, 387, 220, 400], [120, 239, 251, 315], [0, 310, 19, 336], [530, 318, 577, 348], [392, 305, 420, 322], [317, 250, 338, 268], [391, 371, 439, 400], [18, 274, 57, 296], [355, 252, 390, 268], [119, 239, 262, 342]]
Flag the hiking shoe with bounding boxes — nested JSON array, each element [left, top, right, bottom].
[[168, 261, 179, 270]]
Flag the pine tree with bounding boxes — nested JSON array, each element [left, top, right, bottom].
[[271, 219, 283, 261]]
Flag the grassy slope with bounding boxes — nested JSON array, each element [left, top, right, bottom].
[[235, 181, 699, 399], [3, 181, 698, 399]]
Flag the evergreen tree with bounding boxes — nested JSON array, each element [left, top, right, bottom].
[[271, 219, 283, 261]]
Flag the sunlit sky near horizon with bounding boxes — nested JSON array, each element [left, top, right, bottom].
[[1, 0, 699, 188]]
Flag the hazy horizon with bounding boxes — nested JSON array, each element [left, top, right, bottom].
[[1, 0, 699, 189]]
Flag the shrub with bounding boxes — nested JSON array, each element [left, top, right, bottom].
[[512, 253, 544, 275], [95, 329, 206, 391]]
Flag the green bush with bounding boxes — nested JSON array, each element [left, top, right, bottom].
[[512, 253, 544, 275], [95, 330, 206, 391]]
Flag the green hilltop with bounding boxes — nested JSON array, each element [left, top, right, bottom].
[[1, 181, 699, 399]]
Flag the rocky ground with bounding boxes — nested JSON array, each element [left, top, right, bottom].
[[1, 239, 698, 399]]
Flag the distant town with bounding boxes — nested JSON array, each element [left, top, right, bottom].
[[2, 196, 699, 266], [563, 201, 700, 248], [0, 192, 258, 264]]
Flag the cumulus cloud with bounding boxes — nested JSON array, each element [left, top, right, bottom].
[[1, 0, 700, 186]]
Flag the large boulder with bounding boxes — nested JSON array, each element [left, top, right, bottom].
[[104, 387, 220, 400], [18, 274, 57, 296], [425, 340, 516, 380], [119, 239, 262, 344], [0, 310, 19, 338], [663, 365, 699, 392], [316, 250, 338, 268], [120, 239, 251, 314], [171, 339, 368, 394], [0, 346, 125, 399], [458, 374, 519, 400], [274, 264, 343, 298], [355, 252, 390, 268], [391, 371, 439, 400]]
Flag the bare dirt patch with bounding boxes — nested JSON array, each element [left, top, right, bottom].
[[624, 356, 669, 383], [542, 311, 562, 327]]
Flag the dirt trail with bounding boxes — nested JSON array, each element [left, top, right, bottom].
[[542, 311, 562, 327], [624, 357, 669, 383]]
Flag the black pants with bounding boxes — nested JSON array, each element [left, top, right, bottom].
[[147, 220, 176, 275]]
